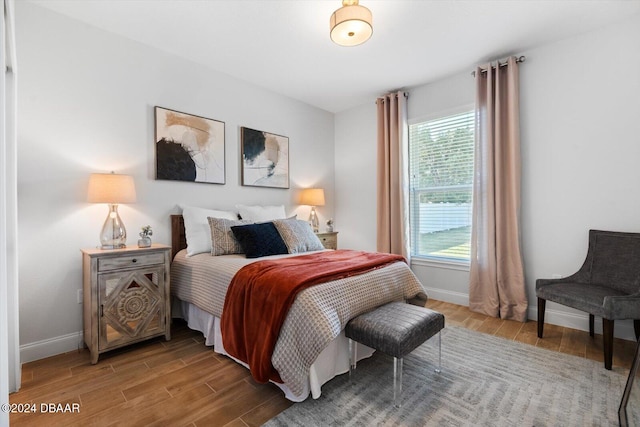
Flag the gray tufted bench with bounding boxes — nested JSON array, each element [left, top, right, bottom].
[[345, 301, 445, 407]]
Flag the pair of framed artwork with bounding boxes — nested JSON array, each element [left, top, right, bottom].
[[155, 106, 289, 189]]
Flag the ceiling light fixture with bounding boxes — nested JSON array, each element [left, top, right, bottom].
[[330, 0, 373, 47]]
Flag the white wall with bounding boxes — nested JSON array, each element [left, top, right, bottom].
[[16, 2, 335, 362], [520, 12, 640, 337], [336, 12, 640, 339], [334, 103, 377, 252]]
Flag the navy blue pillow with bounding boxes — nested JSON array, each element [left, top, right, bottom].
[[230, 222, 288, 258]]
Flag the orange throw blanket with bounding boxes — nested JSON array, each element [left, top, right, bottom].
[[220, 249, 405, 384]]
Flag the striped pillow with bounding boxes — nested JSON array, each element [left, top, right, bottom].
[[207, 217, 252, 256]]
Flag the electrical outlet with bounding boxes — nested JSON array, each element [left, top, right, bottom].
[[77, 289, 83, 304]]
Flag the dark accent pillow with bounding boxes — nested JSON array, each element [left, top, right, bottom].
[[230, 222, 289, 258]]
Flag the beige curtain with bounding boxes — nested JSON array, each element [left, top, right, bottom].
[[376, 91, 409, 260], [469, 57, 528, 322]]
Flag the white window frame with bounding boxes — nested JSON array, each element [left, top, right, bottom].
[[408, 104, 474, 269]]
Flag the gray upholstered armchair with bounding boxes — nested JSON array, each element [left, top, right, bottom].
[[536, 229, 640, 370]]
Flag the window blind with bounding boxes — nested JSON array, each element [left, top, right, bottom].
[[409, 110, 474, 260]]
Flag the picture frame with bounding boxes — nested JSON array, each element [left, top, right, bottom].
[[240, 126, 289, 189], [155, 106, 225, 184]]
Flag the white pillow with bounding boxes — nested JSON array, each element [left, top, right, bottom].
[[181, 205, 237, 256], [236, 204, 287, 222]]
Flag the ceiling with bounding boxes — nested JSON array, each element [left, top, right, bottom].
[[28, 0, 640, 113]]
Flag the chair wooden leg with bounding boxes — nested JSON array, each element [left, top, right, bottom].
[[634, 320, 640, 341], [589, 314, 595, 338], [603, 318, 614, 370], [537, 298, 546, 338]]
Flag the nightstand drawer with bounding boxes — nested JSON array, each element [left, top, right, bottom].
[[316, 232, 338, 250], [98, 252, 165, 272]]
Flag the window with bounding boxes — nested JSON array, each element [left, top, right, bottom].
[[409, 109, 474, 261]]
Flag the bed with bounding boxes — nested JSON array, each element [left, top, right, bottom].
[[169, 214, 427, 402]]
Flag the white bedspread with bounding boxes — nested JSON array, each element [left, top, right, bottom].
[[171, 249, 427, 401]]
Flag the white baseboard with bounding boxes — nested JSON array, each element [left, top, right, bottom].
[[425, 287, 469, 307], [428, 287, 637, 342], [20, 331, 83, 364]]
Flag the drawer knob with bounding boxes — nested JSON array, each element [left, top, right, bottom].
[[132, 259, 137, 263]]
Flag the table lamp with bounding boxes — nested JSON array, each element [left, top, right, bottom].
[[88, 172, 136, 249], [300, 188, 325, 233]]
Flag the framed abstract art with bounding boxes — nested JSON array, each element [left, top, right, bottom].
[[240, 126, 289, 189], [155, 106, 225, 184]]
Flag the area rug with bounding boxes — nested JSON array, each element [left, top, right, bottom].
[[264, 326, 628, 426]]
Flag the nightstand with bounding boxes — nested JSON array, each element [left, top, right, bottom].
[[81, 244, 171, 364], [316, 231, 338, 250]]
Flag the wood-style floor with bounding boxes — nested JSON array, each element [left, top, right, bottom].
[[9, 300, 637, 426]]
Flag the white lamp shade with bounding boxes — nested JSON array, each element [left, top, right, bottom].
[[300, 188, 326, 206], [88, 173, 136, 204], [330, 2, 373, 47]]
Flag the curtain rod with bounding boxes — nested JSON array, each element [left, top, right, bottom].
[[375, 92, 409, 104], [471, 55, 526, 76]]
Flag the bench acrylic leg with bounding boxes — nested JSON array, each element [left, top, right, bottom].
[[435, 331, 442, 374], [348, 338, 357, 379], [393, 357, 403, 408]]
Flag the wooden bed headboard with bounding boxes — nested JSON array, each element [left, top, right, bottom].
[[171, 214, 186, 259]]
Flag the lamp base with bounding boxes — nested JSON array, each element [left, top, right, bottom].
[[99, 204, 127, 249], [308, 206, 319, 233]]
